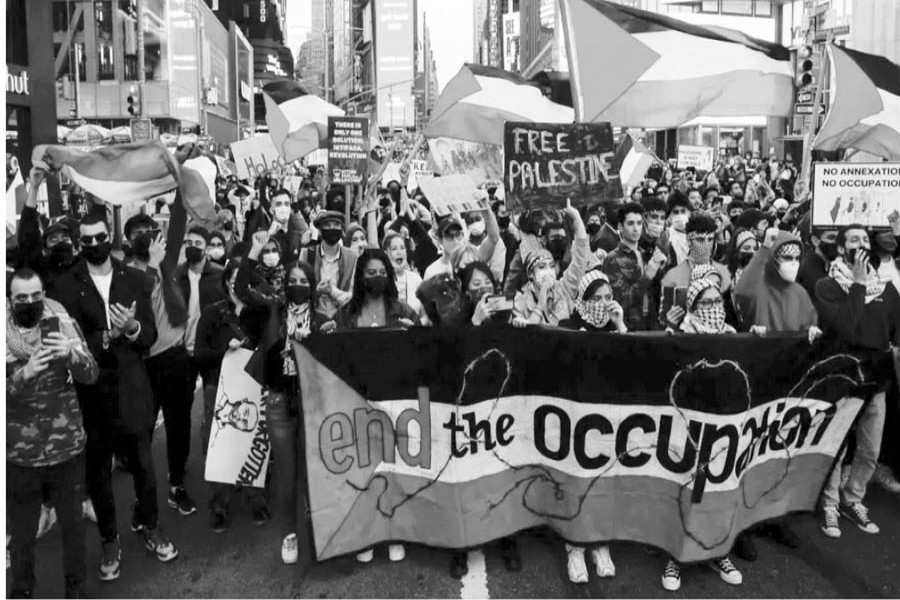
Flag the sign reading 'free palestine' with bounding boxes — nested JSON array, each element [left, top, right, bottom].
[[503, 121, 622, 210]]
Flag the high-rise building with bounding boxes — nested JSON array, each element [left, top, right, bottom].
[[473, 0, 488, 62], [373, 0, 417, 130], [414, 13, 439, 131], [501, 0, 521, 72]]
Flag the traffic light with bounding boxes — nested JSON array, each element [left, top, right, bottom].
[[796, 45, 816, 88], [126, 85, 139, 116]]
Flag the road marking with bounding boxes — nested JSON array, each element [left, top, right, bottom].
[[460, 549, 489, 600]]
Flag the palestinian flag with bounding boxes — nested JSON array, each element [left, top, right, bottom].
[[616, 133, 661, 189], [31, 141, 217, 227], [263, 80, 345, 163], [558, 0, 793, 127], [812, 45, 900, 160], [425, 64, 574, 146], [6, 167, 26, 239]]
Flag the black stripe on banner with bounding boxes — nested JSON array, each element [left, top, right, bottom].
[[584, 0, 790, 62], [302, 328, 863, 414], [262, 79, 311, 105], [841, 46, 900, 97], [464, 62, 543, 89]]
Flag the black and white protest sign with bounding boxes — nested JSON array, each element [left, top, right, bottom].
[[504, 122, 621, 210], [676, 145, 714, 171], [328, 116, 369, 185], [811, 162, 900, 229]]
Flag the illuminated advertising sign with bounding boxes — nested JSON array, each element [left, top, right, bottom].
[[375, 0, 414, 129]]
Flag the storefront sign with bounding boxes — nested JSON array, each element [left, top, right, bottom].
[[5, 68, 30, 96], [811, 162, 900, 229], [677, 145, 715, 171], [327, 117, 369, 185]]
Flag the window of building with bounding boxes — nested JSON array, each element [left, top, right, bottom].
[[699, 1, 719, 14], [7, 0, 28, 65], [754, 1, 772, 17], [721, 0, 753, 15], [95, 1, 115, 80]]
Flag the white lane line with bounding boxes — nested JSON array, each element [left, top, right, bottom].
[[460, 549, 490, 600]]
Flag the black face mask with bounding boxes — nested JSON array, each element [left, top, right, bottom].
[[497, 216, 511, 230], [222, 221, 234, 232], [586, 223, 602, 236], [12, 300, 44, 329], [185, 246, 205, 265], [739, 252, 754, 267], [82, 242, 111, 266], [47, 242, 76, 268], [547, 239, 568, 261], [320, 229, 344, 246], [286, 284, 311, 305], [132, 233, 154, 262], [819, 241, 839, 262], [363, 276, 389, 297]]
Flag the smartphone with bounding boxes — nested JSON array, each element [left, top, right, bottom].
[[40, 316, 60, 344], [666, 286, 688, 311], [486, 294, 514, 312]]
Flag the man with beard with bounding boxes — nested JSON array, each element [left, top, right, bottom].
[[17, 167, 79, 297], [798, 228, 839, 305], [52, 213, 178, 582]]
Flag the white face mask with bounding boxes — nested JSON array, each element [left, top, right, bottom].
[[262, 253, 280, 268], [273, 205, 291, 224], [671, 214, 689, 232], [778, 260, 800, 283], [468, 221, 486, 237], [208, 247, 225, 261]]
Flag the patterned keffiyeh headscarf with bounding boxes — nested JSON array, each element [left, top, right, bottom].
[[282, 302, 310, 377], [574, 270, 611, 329], [829, 257, 886, 303], [686, 278, 727, 333]]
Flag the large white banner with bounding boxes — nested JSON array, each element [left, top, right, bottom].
[[812, 162, 900, 229]]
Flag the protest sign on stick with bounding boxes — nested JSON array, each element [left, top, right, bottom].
[[427, 137, 504, 185], [328, 117, 370, 185], [676, 145, 715, 171], [811, 162, 900, 229], [417, 174, 489, 216], [503, 122, 621, 211], [230, 135, 287, 180], [205, 349, 271, 488]]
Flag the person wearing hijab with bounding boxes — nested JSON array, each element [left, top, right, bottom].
[[559, 270, 627, 333], [207, 231, 228, 266], [726, 229, 759, 288], [678, 278, 736, 334]]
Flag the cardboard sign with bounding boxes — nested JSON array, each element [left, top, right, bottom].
[[328, 117, 370, 185], [811, 162, 900, 229], [230, 135, 288, 180], [503, 122, 621, 210], [676, 145, 715, 171], [427, 137, 504, 185], [417, 174, 489, 216], [306, 149, 329, 166], [205, 349, 271, 488]]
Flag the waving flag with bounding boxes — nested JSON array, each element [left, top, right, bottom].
[[425, 64, 574, 146], [813, 45, 900, 160], [617, 133, 661, 189], [263, 80, 345, 163], [558, 0, 793, 127]]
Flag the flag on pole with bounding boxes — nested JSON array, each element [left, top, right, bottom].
[[557, 0, 793, 128], [32, 142, 217, 227], [616, 133, 660, 190], [425, 64, 574, 146], [812, 45, 900, 161], [263, 80, 345, 163]]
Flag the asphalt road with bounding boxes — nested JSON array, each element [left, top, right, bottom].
[[16, 388, 900, 599]]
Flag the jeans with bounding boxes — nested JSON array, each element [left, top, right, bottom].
[[268, 390, 300, 537], [85, 425, 159, 542], [145, 345, 195, 487], [822, 391, 887, 506], [7, 454, 86, 595]]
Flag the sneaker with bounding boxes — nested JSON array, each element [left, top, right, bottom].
[[98, 537, 121, 582], [873, 464, 900, 493], [840, 502, 880, 534], [388, 543, 405, 562], [143, 527, 179, 562], [821, 505, 842, 538], [591, 545, 615, 578], [251, 504, 271, 527], [356, 548, 374, 563], [210, 511, 228, 534], [130, 503, 144, 533], [282, 533, 298, 565], [500, 538, 521, 572], [566, 545, 588, 584], [36, 505, 57, 539], [733, 532, 757, 561], [710, 556, 743, 585], [168, 486, 198, 516], [82, 499, 97, 524], [661, 559, 681, 592], [449, 551, 468, 579]]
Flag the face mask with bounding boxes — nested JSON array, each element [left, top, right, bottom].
[[363, 275, 389, 297], [208, 247, 226, 261], [132, 233, 154, 262], [286, 284, 311, 305], [185, 246, 205, 265], [262, 252, 280, 268], [12, 300, 44, 329], [547, 239, 568, 261], [778, 260, 800, 282], [273, 205, 291, 223], [442, 239, 462, 258], [739, 251, 755, 267], [82, 242, 112, 266], [671, 214, 688, 232], [223, 222, 234, 232], [468, 221, 486, 237], [498, 216, 511, 230], [320, 229, 344, 246], [645, 222, 663, 239], [468, 287, 492, 304], [688, 239, 714, 264], [586, 223, 602, 236], [819, 241, 839, 261], [47, 242, 75, 267], [875, 232, 898, 255]]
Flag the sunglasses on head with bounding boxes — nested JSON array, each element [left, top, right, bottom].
[[80, 232, 109, 245]]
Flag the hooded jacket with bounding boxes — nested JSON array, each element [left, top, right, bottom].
[[734, 231, 817, 332]]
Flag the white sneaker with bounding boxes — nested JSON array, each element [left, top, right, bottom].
[[82, 499, 97, 523], [591, 545, 615, 578], [388, 543, 405, 562], [821, 504, 842, 538], [356, 548, 374, 563], [36, 505, 57, 539], [281, 533, 298, 565], [710, 556, 742, 585], [661, 559, 681, 591], [566, 544, 588, 584], [873, 464, 900, 493]]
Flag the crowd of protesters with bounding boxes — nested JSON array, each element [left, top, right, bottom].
[[6, 145, 900, 598]]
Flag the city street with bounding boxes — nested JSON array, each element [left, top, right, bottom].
[[18, 388, 900, 599]]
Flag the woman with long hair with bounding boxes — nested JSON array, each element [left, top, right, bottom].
[[335, 248, 419, 330], [382, 232, 422, 315]]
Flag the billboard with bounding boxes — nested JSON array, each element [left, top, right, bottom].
[[503, 12, 520, 72], [375, 0, 415, 129]]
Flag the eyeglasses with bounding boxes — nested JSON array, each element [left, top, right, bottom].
[[79, 232, 109, 246], [696, 298, 724, 308]]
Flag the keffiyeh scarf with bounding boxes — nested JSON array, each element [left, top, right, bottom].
[[829, 258, 886, 303], [282, 302, 310, 377], [574, 271, 611, 329]]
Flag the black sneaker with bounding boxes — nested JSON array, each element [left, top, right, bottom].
[[98, 536, 121, 582], [210, 511, 228, 534], [130, 501, 144, 533], [168, 486, 198, 516], [449, 551, 468, 579], [251, 504, 271, 527]]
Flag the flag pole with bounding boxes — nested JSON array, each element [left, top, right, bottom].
[[800, 33, 833, 189]]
